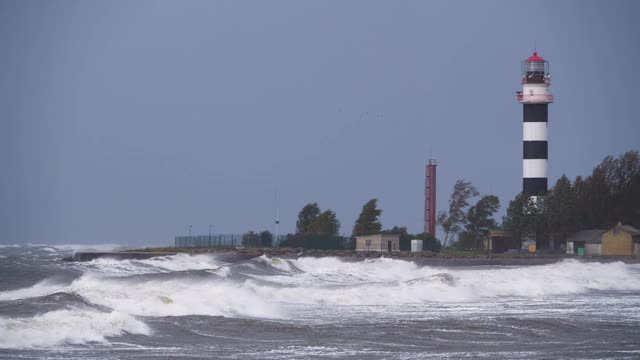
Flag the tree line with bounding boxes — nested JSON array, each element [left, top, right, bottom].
[[246, 184, 500, 251], [243, 150, 638, 251], [503, 150, 640, 248], [275, 198, 442, 251]]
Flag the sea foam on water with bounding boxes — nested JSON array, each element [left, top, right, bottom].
[[1, 254, 639, 349], [0, 309, 150, 349]]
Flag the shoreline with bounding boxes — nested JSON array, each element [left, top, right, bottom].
[[66, 247, 640, 265]]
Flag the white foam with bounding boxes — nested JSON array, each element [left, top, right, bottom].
[[0, 244, 21, 249], [5, 257, 639, 323], [49, 243, 126, 252], [71, 259, 640, 319], [255, 255, 296, 272], [69, 274, 283, 319], [0, 279, 64, 301], [73, 258, 163, 277], [0, 309, 150, 349], [74, 254, 224, 276], [248, 258, 640, 305], [138, 254, 223, 272]]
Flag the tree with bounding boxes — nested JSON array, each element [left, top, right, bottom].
[[288, 204, 343, 249], [382, 226, 411, 251], [436, 211, 454, 248], [296, 203, 321, 235], [352, 199, 382, 237], [463, 195, 500, 250], [278, 233, 297, 248], [573, 175, 588, 228], [259, 230, 274, 247], [502, 193, 540, 249], [576, 150, 640, 228], [383, 226, 408, 236], [437, 180, 479, 247], [583, 166, 612, 228], [455, 231, 476, 250], [310, 210, 341, 235], [602, 150, 640, 226], [545, 175, 578, 245], [242, 231, 259, 247]]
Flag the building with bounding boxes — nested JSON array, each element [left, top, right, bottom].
[[602, 223, 640, 256], [411, 239, 423, 252], [517, 51, 553, 201], [565, 224, 640, 257], [355, 234, 400, 252], [566, 230, 606, 256], [483, 230, 513, 253]]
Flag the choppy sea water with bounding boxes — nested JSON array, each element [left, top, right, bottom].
[[1, 244, 639, 359]]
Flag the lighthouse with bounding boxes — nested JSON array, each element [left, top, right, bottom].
[[517, 51, 553, 199]]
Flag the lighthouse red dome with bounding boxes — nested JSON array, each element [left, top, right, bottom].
[[527, 51, 544, 61]]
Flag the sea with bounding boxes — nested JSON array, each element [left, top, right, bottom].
[[1, 244, 640, 359]]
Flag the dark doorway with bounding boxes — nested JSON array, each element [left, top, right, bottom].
[[388, 241, 392, 252]]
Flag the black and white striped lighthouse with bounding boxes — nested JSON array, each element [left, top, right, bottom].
[[517, 51, 553, 199]]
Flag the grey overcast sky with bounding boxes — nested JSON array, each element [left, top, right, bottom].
[[1, 1, 638, 246]]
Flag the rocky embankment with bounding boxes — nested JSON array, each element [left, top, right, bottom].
[[65, 247, 639, 265]]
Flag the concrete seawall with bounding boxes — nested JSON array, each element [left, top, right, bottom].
[[65, 250, 639, 265], [66, 251, 259, 263], [66, 252, 178, 261]]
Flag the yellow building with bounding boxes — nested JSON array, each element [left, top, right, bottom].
[[601, 223, 640, 256]]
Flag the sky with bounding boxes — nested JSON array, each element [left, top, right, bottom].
[[1, 0, 639, 246]]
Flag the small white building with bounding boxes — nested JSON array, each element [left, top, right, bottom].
[[566, 230, 605, 256], [355, 234, 400, 252], [411, 239, 423, 252]]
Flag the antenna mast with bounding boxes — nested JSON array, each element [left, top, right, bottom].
[[275, 188, 279, 247]]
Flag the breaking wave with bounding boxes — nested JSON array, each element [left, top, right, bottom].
[[0, 309, 150, 349], [2, 252, 640, 349], [0, 279, 65, 301], [48, 243, 127, 252], [70, 253, 227, 277], [247, 257, 640, 302], [68, 274, 283, 318], [0, 244, 21, 249], [5, 257, 640, 307]]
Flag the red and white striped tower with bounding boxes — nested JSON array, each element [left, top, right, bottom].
[[516, 51, 553, 200], [424, 159, 437, 236]]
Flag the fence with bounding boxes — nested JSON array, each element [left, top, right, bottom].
[[302, 235, 353, 250], [174, 234, 288, 248]]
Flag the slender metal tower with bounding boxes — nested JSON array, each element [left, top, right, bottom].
[[424, 159, 437, 236], [517, 51, 553, 200], [274, 189, 279, 247]]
